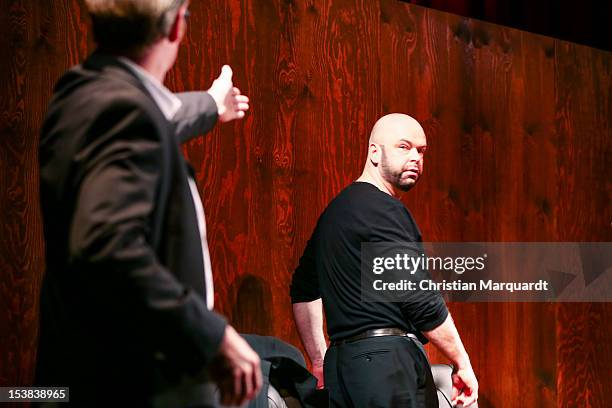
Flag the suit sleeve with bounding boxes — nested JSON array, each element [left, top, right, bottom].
[[69, 99, 226, 371], [172, 91, 218, 143], [370, 203, 449, 332]]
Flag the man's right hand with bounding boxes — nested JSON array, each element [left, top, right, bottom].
[[451, 366, 478, 407], [210, 325, 262, 406], [207, 65, 250, 123], [423, 314, 478, 407]]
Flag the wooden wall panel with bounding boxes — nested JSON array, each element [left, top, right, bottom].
[[0, 1, 610, 407], [553, 39, 612, 408], [0, 0, 91, 392]]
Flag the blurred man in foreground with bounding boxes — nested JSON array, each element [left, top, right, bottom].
[[37, 0, 261, 406]]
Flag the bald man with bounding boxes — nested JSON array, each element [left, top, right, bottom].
[[290, 114, 478, 407]]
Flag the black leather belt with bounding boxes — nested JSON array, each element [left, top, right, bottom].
[[331, 328, 417, 346]]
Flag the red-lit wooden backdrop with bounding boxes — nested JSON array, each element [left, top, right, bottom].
[[1, 1, 610, 407]]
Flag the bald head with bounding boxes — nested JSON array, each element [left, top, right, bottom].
[[369, 113, 425, 146], [359, 113, 427, 195]]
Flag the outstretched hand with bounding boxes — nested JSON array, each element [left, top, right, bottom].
[[207, 65, 250, 123]]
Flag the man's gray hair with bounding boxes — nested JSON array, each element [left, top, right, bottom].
[[85, 0, 187, 54]]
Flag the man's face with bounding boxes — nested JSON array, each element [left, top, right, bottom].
[[379, 132, 427, 192]]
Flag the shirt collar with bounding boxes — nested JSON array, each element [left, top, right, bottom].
[[118, 57, 182, 120]]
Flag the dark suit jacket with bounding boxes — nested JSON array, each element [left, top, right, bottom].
[[36, 52, 226, 405], [243, 335, 327, 408]]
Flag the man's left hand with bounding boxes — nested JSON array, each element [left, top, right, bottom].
[[312, 361, 324, 389], [207, 65, 250, 122]]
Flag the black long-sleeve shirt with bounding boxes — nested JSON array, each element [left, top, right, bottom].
[[290, 182, 448, 341]]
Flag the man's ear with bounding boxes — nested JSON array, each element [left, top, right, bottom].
[[167, 4, 187, 43], [369, 143, 381, 166]]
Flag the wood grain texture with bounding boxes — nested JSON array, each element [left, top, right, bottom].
[[552, 38, 612, 408], [0, 1, 610, 407], [0, 0, 90, 394]]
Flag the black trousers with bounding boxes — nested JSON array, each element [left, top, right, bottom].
[[324, 336, 437, 408]]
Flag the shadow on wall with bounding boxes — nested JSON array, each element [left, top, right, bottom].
[[230, 274, 275, 335]]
